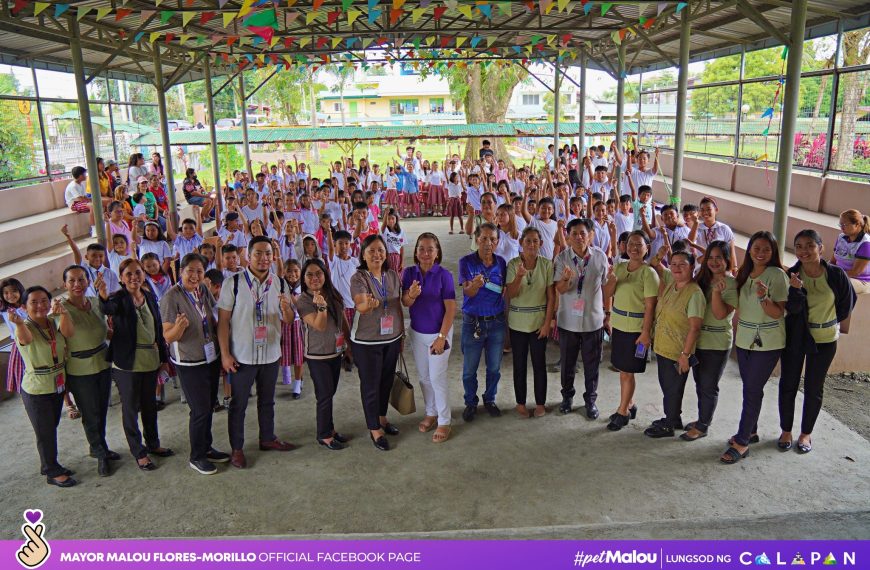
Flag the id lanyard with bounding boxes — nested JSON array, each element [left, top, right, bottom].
[[179, 285, 210, 342], [572, 253, 591, 295], [30, 319, 64, 393], [369, 271, 388, 311], [244, 271, 273, 325]]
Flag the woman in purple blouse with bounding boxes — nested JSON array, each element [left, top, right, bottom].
[[401, 232, 457, 443]]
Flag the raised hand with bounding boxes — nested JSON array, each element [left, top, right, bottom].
[[7, 309, 24, 326], [755, 280, 769, 299], [606, 264, 617, 285], [279, 293, 293, 315], [408, 280, 422, 300], [17, 523, 49, 569], [515, 261, 528, 279], [561, 266, 574, 283], [713, 277, 727, 294], [94, 272, 108, 299], [50, 297, 65, 315], [789, 272, 804, 290], [175, 312, 189, 330], [312, 291, 327, 308], [365, 293, 380, 311], [471, 274, 485, 290]]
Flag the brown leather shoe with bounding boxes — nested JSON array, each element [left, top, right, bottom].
[[259, 439, 296, 452], [230, 449, 247, 469]]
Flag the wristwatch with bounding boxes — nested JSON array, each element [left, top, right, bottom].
[[437, 333, 446, 340]]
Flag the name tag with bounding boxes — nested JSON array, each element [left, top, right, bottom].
[[203, 341, 217, 363], [254, 325, 268, 344], [380, 315, 394, 336], [484, 282, 503, 294], [572, 298, 586, 317]]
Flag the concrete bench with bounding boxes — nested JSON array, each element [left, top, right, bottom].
[[0, 209, 91, 266], [733, 164, 825, 213]]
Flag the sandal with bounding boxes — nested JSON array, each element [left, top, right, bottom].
[[680, 427, 707, 442], [67, 405, 81, 420], [418, 416, 437, 433], [728, 434, 759, 446], [432, 426, 451, 443], [720, 446, 749, 465]]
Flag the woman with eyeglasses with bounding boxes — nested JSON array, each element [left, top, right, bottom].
[[720, 231, 788, 465], [779, 230, 855, 454], [297, 259, 353, 450], [831, 209, 870, 295], [645, 248, 705, 438], [13, 286, 76, 487], [350, 234, 405, 451], [602, 230, 659, 432], [401, 233, 456, 442], [505, 227, 555, 418]]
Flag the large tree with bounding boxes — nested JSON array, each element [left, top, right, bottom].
[[434, 63, 526, 162]]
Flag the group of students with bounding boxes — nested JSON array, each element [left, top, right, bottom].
[[3, 140, 868, 488]]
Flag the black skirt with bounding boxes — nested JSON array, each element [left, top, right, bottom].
[[610, 328, 648, 374]]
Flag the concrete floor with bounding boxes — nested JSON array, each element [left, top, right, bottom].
[[0, 217, 868, 540]]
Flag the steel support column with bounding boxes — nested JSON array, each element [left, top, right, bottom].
[[578, 51, 586, 154], [733, 47, 746, 161], [823, 19, 843, 175], [553, 62, 561, 165], [203, 64, 224, 211], [69, 17, 105, 245], [616, 43, 625, 185], [773, 0, 808, 252], [30, 61, 52, 182], [671, 5, 691, 204], [152, 46, 177, 235], [239, 73, 252, 179]]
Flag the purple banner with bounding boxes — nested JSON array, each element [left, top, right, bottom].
[[1, 538, 868, 570]]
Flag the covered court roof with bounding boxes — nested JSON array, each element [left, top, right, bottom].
[[131, 120, 632, 145], [0, 1, 868, 87]]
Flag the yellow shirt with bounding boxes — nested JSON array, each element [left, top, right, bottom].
[[611, 262, 659, 333], [735, 266, 788, 351], [654, 270, 706, 361], [16, 320, 68, 395], [801, 268, 839, 344], [697, 275, 738, 351]]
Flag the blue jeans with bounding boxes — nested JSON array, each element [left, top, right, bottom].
[[460, 313, 506, 406]]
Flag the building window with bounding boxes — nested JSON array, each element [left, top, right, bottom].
[[390, 99, 419, 115], [522, 94, 540, 106], [332, 102, 342, 112], [429, 98, 445, 113]]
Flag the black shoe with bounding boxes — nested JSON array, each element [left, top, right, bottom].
[[559, 398, 573, 415], [41, 467, 74, 477], [607, 412, 630, 431], [97, 458, 112, 477], [189, 459, 217, 475], [651, 417, 679, 429], [147, 447, 175, 458], [629, 405, 638, 420], [585, 403, 600, 420], [47, 475, 77, 488], [380, 422, 400, 436], [370, 434, 390, 451], [644, 423, 675, 438], [291, 393, 301, 400], [213, 403, 226, 413], [484, 402, 501, 417], [462, 405, 477, 422], [105, 450, 121, 461], [332, 432, 349, 444], [206, 449, 231, 463], [156, 400, 166, 411], [318, 438, 347, 451]]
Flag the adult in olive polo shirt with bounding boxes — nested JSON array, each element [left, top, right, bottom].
[[60, 265, 118, 478], [14, 286, 77, 487]]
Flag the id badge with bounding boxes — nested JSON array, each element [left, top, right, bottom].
[[55, 373, 65, 394], [379, 315, 394, 336], [254, 325, 268, 344], [571, 298, 586, 317], [335, 332, 345, 352], [483, 282, 503, 294], [203, 341, 217, 363]]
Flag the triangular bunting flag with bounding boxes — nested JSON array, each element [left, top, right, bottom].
[[223, 12, 235, 27], [362, 37, 374, 48], [498, 3, 511, 16], [761, 127, 770, 136], [200, 12, 216, 25], [557, 0, 569, 12], [433, 6, 447, 20], [244, 8, 277, 27], [470, 35, 482, 48], [33, 2, 50, 17], [327, 9, 340, 24], [761, 107, 774, 119], [115, 8, 133, 21], [331, 36, 342, 48], [77, 6, 92, 20], [601, 3, 613, 16], [676, 2, 687, 12], [643, 17, 655, 29], [182, 11, 195, 27], [657, 2, 667, 16], [249, 25, 274, 44], [313, 0, 325, 9], [457, 5, 473, 18], [286, 11, 299, 23], [425, 35, 435, 46], [367, 8, 381, 23], [160, 10, 175, 23], [583, 2, 592, 15], [149, 32, 161, 43], [140, 9, 155, 20], [226, 35, 239, 47], [393, 0, 406, 8], [342, 0, 353, 9], [133, 31, 144, 42], [299, 37, 311, 48], [456, 35, 467, 48], [368, 0, 380, 8], [239, 0, 256, 17], [486, 35, 497, 47], [179, 34, 192, 45], [389, 8, 403, 24], [306, 11, 319, 24], [755, 154, 768, 163], [412, 7, 425, 22], [479, 4, 492, 18], [54, 3, 70, 17], [164, 32, 175, 44], [348, 9, 362, 24]]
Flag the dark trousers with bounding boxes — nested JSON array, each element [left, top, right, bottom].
[[352, 339, 401, 430], [113, 369, 160, 459], [228, 360, 279, 450], [734, 347, 782, 446], [307, 357, 342, 439], [690, 348, 730, 431], [510, 328, 548, 405], [779, 341, 837, 435], [66, 370, 112, 458], [558, 327, 604, 404], [21, 390, 64, 478], [177, 361, 221, 461], [656, 355, 689, 428]]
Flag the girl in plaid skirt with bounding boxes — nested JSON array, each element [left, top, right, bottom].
[[427, 161, 447, 217], [1, 278, 26, 393], [281, 259, 305, 399], [381, 209, 406, 274]]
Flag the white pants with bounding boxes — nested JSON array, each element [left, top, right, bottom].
[[409, 327, 454, 426]]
